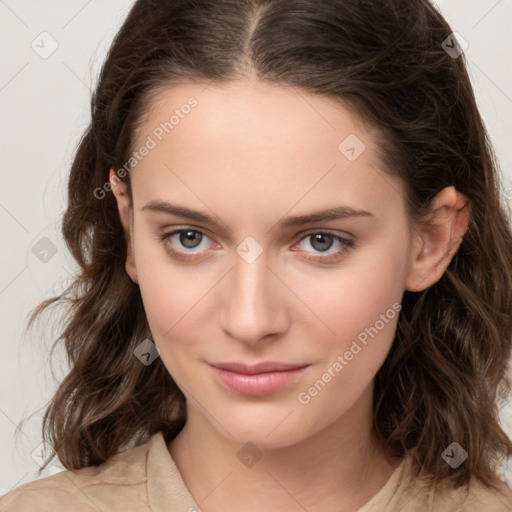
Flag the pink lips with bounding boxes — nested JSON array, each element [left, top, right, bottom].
[[209, 361, 309, 396]]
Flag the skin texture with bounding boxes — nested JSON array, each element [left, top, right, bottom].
[[110, 80, 470, 512]]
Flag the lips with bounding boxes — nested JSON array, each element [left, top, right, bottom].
[[208, 361, 310, 396], [209, 361, 308, 374]]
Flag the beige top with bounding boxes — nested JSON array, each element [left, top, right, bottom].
[[1, 431, 512, 511]]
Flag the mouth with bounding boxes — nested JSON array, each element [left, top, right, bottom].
[[208, 361, 310, 396]]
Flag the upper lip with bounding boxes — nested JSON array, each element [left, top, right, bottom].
[[209, 361, 309, 375]]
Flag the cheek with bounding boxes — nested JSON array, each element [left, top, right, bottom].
[[135, 254, 213, 383], [294, 246, 405, 417], [133, 236, 208, 341], [293, 237, 406, 350], [292, 241, 408, 415]]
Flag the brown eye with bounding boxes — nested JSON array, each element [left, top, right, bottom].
[[293, 231, 355, 263], [179, 230, 203, 249], [160, 229, 209, 255], [309, 233, 335, 252]]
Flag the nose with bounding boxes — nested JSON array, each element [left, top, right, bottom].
[[219, 249, 290, 346]]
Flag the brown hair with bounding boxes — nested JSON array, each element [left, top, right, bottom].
[[24, 0, 512, 491]]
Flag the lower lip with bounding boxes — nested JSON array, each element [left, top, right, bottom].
[[209, 364, 309, 396]]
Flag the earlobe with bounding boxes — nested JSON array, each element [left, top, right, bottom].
[[109, 169, 139, 284], [404, 186, 470, 292]]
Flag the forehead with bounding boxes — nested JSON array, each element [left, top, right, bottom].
[[137, 79, 372, 154], [129, 80, 406, 226]]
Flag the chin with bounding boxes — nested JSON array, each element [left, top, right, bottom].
[[214, 411, 309, 450], [231, 430, 303, 451]]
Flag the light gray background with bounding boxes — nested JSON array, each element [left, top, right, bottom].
[[1, 0, 512, 495]]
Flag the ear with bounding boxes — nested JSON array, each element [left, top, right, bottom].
[[109, 169, 138, 284], [405, 186, 470, 292]]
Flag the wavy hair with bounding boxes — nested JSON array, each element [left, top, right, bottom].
[[23, 0, 512, 491]]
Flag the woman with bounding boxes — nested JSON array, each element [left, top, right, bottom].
[[2, 0, 512, 510]]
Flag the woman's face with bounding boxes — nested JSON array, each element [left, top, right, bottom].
[[115, 80, 416, 448]]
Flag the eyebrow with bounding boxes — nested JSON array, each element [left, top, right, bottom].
[[141, 200, 374, 229]]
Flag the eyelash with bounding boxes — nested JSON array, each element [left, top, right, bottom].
[[158, 227, 355, 263]]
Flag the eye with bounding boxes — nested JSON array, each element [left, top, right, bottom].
[[292, 231, 354, 262], [159, 227, 354, 263], [159, 228, 217, 260]]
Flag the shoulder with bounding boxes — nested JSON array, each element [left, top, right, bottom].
[[459, 477, 512, 511], [414, 474, 512, 511], [0, 440, 152, 512], [379, 454, 512, 512]]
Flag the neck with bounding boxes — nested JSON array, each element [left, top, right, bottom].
[[168, 385, 401, 512]]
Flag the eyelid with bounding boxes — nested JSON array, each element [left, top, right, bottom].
[[295, 227, 354, 242], [159, 226, 354, 261], [159, 226, 219, 250], [290, 229, 354, 261], [159, 225, 353, 243]]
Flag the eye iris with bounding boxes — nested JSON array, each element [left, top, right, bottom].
[[311, 233, 333, 252], [180, 230, 202, 249]]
